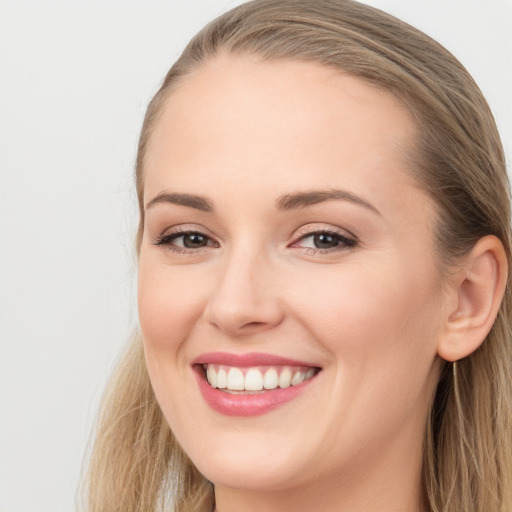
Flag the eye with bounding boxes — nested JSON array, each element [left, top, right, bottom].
[[292, 229, 357, 252], [176, 232, 210, 248], [153, 229, 219, 252]]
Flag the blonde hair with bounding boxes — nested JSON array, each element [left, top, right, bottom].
[[83, 1, 512, 511]]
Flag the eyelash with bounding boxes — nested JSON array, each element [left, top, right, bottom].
[[291, 228, 357, 254], [152, 228, 219, 254], [152, 227, 357, 255]]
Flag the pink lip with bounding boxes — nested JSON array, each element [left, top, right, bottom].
[[194, 370, 316, 416], [192, 352, 320, 417], [192, 351, 317, 368]]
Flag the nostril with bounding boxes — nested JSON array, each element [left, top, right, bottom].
[[245, 321, 265, 328], [208, 319, 271, 333]]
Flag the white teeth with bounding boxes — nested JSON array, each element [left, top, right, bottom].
[[217, 368, 227, 389], [205, 364, 317, 391], [207, 366, 218, 388], [245, 368, 264, 391], [291, 370, 304, 386], [227, 367, 245, 390], [263, 368, 278, 389], [278, 368, 292, 388]]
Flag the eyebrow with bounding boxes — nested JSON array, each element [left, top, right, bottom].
[[144, 188, 380, 216], [145, 192, 213, 212], [276, 189, 380, 215]]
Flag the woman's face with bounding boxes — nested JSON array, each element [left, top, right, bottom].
[[138, 56, 447, 498]]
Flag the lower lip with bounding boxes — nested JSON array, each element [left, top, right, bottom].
[[194, 368, 317, 417]]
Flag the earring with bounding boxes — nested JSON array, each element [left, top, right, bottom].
[[452, 360, 462, 412]]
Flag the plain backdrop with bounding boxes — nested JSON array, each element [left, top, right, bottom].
[[0, 1, 510, 511]]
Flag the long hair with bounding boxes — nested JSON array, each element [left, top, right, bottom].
[[83, 1, 512, 511]]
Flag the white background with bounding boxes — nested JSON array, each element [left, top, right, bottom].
[[0, 1, 510, 511]]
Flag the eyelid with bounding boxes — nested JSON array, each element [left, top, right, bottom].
[[150, 223, 357, 255], [289, 224, 358, 252], [293, 223, 357, 242], [151, 224, 219, 252], [153, 224, 215, 240]]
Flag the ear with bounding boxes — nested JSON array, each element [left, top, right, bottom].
[[437, 235, 508, 362]]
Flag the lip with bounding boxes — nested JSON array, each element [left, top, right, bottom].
[[192, 351, 318, 368], [192, 352, 321, 417]]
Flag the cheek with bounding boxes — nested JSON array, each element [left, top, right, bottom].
[[288, 260, 443, 445], [137, 254, 208, 352], [288, 257, 443, 367], [137, 254, 208, 428]]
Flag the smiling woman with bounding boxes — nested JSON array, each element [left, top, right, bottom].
[[83, 1, 512, 512]]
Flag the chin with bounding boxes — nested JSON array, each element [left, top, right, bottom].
[[197, 455, 301, 492], [180, 430, 312, 492]]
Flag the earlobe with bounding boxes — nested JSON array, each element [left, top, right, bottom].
[[437, 235, 508, 362]]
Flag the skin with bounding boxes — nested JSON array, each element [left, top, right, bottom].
[[138, 55, 452, 512]]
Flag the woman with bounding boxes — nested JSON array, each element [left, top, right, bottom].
[[84, 1, 512, 511]]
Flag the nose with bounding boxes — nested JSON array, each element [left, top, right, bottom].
[[204, 249, 285, 337]]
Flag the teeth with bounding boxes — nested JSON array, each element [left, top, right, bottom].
[[291, 370, 305, 386], [227, 367, 244, 390], [217, 368, 227, 389], [204, 364, 317, 392], [278, 368, 292, 388], [245, 368, 264, 391], [207, 365, 217, 388], [263, 368, 278, 390]]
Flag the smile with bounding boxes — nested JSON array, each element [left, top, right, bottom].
[[193, 353, 321, 416], [204, 364, 317, 393]]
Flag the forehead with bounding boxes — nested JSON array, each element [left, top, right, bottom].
[[143, 55, 420, 210]]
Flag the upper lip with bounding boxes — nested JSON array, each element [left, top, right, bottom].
[[192, 352, 320, 368]]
